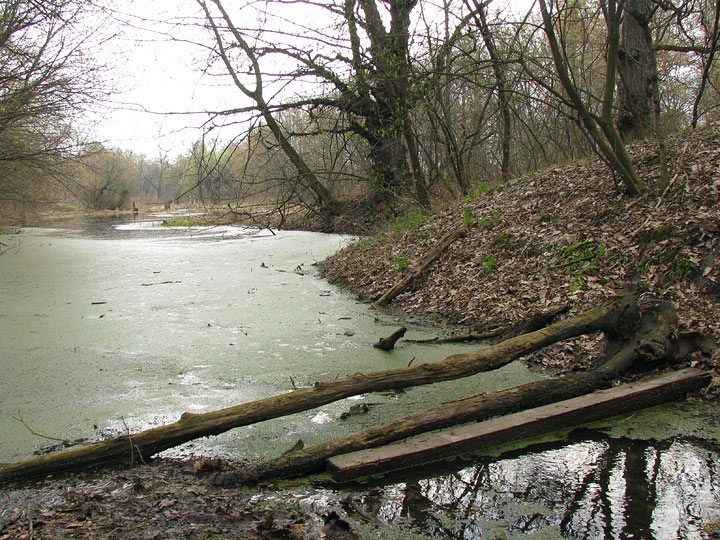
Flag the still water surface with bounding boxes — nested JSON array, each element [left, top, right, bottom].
[[1, 214, 719, 539], [0, 214, 537, 462]]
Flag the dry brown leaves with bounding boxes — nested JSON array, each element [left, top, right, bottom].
[[319, 123, 720, 373]]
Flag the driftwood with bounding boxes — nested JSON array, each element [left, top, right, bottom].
[[235, 301, 701, 483], [374, 225, 466, 307], [0, 295, 637, 484], [373, 327, 407, 350]]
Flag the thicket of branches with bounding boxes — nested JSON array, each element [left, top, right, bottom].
[[0, 0, 109, 214], [1, 0, 719, 222]]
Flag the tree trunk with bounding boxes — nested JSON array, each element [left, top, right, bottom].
[[538, 0, 645, 195], [0, 295, 638, 484], [198, 0, 341, 218], [616, 0, 660, 142], [373, 327, 407, 350], [472, 0, 513, 181]]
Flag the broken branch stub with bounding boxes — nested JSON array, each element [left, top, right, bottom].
[[373, 327, 407, 350]]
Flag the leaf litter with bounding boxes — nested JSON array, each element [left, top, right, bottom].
[[319, 123, 720, 376]]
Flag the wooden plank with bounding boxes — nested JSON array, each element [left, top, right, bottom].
[[327, 368, 710, 482]]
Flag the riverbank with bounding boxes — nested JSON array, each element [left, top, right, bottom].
[[318, 123, 720, 378], [2, 126, 720, 539]]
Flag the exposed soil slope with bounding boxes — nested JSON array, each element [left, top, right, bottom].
[[319, 124, 720, 374]]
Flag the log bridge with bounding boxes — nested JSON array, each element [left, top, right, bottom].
[[0, 293, 713, 485]]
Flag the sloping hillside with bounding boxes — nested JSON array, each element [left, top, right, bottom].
[[319, 124, 720, 374]]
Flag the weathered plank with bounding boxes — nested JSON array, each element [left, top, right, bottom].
[[327, 368, 710, 482]]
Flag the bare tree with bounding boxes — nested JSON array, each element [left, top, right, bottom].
[[0, 0, 105, 208], [466, 0, 514, 182], [195, 0, 342, 218], [538, 0, 645, 195]]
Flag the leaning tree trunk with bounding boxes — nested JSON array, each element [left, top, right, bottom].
[[0, 295, 639, 484]]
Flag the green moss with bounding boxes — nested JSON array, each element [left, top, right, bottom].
[[637, 224, 673, 244], [491, 232, 509, 247], [671, 256, 698, 277], [663, 247, 679, 263], [539, 213, 553, 223], [54, 202, 83, 212]]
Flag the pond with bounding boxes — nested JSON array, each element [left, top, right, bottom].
[[1, 213, 719, 539]]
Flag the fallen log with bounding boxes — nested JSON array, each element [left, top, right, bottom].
[[235, 301, 690, 482], [373, 327, 407, 350], [0, 294, 637, 484], [405, 305, 571, 344], [327, 368, 711, 482], [374, 224, 466, 307]]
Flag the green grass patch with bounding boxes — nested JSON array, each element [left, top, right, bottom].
[[476, 211, 502, 232], [557, 241, 607, 288], [481, 254, 497, 274], [393, 210, 427, 232], [394, 256, 410, 274], [162, 219, 193, 227]]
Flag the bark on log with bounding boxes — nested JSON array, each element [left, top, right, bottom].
[[373, 327, 407, 350], [0, 295, 637, 484], [405, 305, 571, 344], [374, 225, 466, 307], [236, 301, 683, 483]]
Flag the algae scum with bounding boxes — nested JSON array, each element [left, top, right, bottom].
[[1, 214, 719, 539]]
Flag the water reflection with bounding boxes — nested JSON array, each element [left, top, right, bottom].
[[42, 212, 271, 241], [355, 432, 720, 539]]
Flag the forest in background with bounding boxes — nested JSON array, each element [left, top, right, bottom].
[[1, 0, 719, 228]]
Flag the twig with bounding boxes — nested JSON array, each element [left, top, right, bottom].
[[631, 142, 691, 237], [121, 417, 135, 467], [12, 415, 72, 445], [656, 142, 690, 209], [655, 171, 682, 209], [0, 509, 24, 534]]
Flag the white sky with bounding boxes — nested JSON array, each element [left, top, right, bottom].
[[87, 0, 534, 159], [87, 0, 237, 158]]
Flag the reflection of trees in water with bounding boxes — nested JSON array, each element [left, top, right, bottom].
[[357, 436, 720, 539]]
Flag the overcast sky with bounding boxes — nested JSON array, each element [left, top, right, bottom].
[[87, 0, 233, 158], [88, 0, 531, 159]]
